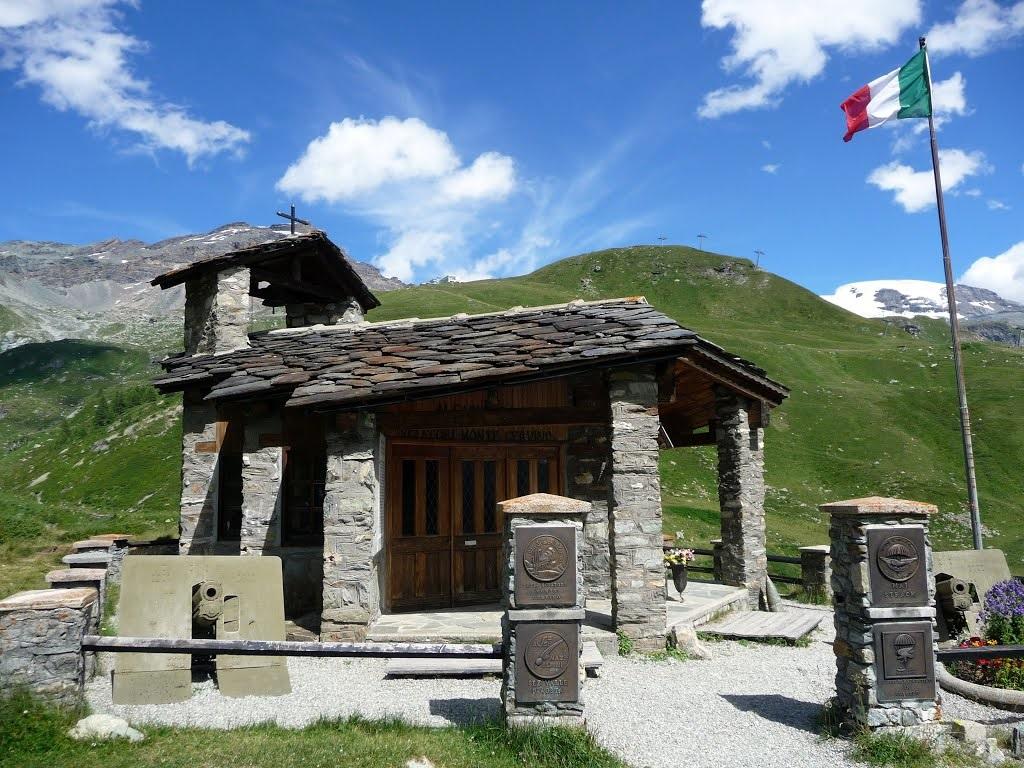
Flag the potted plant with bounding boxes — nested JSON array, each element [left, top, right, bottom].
[[664, 547, 696, 596]]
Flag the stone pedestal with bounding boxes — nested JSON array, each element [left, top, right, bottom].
[[0, 588, 99, 705], [714, 386, 767, 609], [824, 496, 940, 730], [499, 493, 588, 728], [607, 366, 666, 652], [321, 414, 379, 641], [800, 545, 832, 601]]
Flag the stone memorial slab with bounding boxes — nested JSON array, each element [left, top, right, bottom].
[[867, 526, 929, 608], [514, 622, 579, 704], [515, 525, 576, 607], [932, 549, 1012, 605], [874, 621, 936, 703]]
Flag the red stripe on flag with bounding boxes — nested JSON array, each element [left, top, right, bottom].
[[840, 84, 871, 143]]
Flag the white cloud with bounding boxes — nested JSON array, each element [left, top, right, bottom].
[[277, 116, 518, 283], [926, 0, 1024, 57], [961, 242, 1024, 303], [761, 163, 780, 174], [867, 148, 990, 212], [761, 139, 772, 149], [986, 199, 1010, 211], [0, 0, 249, 164], [965, 188, 982, 197], [698, 0, 921, 118]]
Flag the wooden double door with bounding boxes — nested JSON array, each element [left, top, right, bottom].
[[387, 443, 562, 610]]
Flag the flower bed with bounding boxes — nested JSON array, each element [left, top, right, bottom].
[[948, 578, 1024, 691]]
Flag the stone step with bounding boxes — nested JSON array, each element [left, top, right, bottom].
[[71, 539, 113, 553], [667, 583, 751, 631], [384, 641, 604, 678], [46, 568, 107, 586], [61, 552, 111, 568]]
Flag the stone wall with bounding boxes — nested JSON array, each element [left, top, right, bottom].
[[0, 588, 98, 705], [240, 414, 282, 556], [606, 366, 666, 652], [714, 386, 767, 609], [179, 396, 219, 555], [566, 423, 611, 600], [321, 413, 380, 641], [184, 267, 251, 355], [286, 299, 363, 328]]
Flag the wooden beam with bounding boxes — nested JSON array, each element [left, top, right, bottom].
[[81, 635, 501, 659], [376, 407, 606, 431], [250, 266, 338, 302]]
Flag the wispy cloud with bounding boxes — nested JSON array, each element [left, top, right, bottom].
[[986, 199, 1010, 211], [0, 0, 249, 165], [761, 163, 780, 174], [698, 0, 921, 118]]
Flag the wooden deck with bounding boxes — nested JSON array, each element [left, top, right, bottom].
[[699, 609, 823, 642]]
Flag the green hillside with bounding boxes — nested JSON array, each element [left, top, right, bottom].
[[0, 244, 1021, 596]]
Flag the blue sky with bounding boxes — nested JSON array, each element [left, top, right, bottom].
[[0, 1, 1022, 299]]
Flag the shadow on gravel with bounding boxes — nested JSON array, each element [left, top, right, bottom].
[[721, 694, 822, 733], [429, 697, 502, 725]]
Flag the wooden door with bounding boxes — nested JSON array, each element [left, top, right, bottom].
[[387, 443, 562, 610], [387, 446, 451, 610]]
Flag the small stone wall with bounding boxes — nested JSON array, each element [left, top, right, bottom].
[[0, 588, 98, 705], [607, 366, 666, 652], [285, 300, 363, 328], [825, 496, 940, 729], [321, 413, 380, 641]]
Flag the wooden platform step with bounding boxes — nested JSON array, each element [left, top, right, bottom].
[[385, 641, 604, 678], [699, 610, 823, 642]]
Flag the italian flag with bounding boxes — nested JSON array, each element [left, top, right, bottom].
[[841, 49, 932, 142]]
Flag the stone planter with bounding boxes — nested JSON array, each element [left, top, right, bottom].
[[670, 563, 688, 596]]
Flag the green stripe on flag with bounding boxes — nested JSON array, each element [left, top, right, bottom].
[[897, 49, 931, 119]]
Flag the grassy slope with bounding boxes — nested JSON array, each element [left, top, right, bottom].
[[0, 244, 1020, 597], [374, 246, 1024, 568]]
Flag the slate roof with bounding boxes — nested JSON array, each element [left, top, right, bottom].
[[151, 231, 381, 312], [154, 297, 788, 409]]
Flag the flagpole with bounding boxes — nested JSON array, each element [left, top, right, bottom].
[[920, 36, 984, 550]]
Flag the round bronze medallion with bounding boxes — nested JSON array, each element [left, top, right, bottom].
[[523, 535, 569, 583], [877, 536, 921, 583], [525, 631, 570, 680]]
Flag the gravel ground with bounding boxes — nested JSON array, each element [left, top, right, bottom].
[[85, 605, 1024, 768]]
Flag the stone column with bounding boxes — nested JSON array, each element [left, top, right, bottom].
[[714, 386, 767, 609], [240, 415, 282, 556], [0, 588, 99, 705], [566, 424, 611, 600], [824, 497, 939, 730], [607, 366, 666, 652], [180, 396, 218, 555], [800, 545, 833, 602], [499, 493, 588, 728], [320, 413, 379, 641], [184, 267, 251, 355]]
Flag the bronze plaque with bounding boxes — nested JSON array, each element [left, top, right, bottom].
[[515, 622, 579, 704], [867, 526, 929, 607], [515, 525, 576, 607], [874, 621, 936, 703]]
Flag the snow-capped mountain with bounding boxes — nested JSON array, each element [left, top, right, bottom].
[[821, 280, 1023, 320]]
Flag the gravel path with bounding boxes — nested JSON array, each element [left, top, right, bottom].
[[85, 605, 1024, 768]]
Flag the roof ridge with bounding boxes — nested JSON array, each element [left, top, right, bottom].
[[264, 296, 650, 337]]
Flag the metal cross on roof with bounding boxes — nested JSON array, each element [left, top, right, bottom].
[[276, 204, 311, 235]]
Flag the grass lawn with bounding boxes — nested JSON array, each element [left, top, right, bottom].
[[0, 692, 626, 768]]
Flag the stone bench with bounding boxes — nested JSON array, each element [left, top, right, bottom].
[[62, 551, 112, 569], [71, 539, 114, 553], [46, 568, 108, 616], [0, 588, 99, 705]]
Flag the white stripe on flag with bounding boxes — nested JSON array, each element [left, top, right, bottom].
[[866, 67, 901, 128]]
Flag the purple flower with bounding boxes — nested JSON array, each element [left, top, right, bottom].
[[980, 579, 1024, 623]]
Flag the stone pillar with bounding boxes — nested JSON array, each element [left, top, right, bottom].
[[0, 588, 99, 705], [286, 299, 363, 328], [567, 424, 611, 600], [800, 545, 833, 602], [714, 386, 767, 609], [607, 367, 666, 651], [824, 497, 940, 730], [320, 413, 379, 641], [711, 539, 724, 582], [184, 267, 251, 355], [499, 493, 588, 728], [240, 415, 282, 556], [180, 396, 218, 555]]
